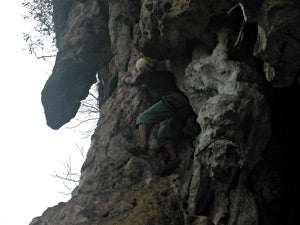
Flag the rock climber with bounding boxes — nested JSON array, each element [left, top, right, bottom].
[[124, 57, 192, 175]]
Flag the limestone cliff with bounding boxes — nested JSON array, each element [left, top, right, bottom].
[[34, 0, 300, 224]]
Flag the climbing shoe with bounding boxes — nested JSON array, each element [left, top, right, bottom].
[[160, 158, 180, 176], [126, 146, 148, 156]]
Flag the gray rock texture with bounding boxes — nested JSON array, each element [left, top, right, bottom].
[[35, 0, 300, 224]]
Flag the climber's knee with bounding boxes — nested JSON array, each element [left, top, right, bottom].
[[136, 101, 172, 125]]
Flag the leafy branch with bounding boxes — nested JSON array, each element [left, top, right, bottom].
[[22, 0, 56, 60]]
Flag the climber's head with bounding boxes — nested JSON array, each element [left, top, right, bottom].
[[136, 57, 154, 73]]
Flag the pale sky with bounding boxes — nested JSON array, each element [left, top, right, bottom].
[[0, 2, 91, 225]]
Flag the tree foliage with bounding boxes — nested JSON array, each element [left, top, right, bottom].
[[22, 0, 56, 59]]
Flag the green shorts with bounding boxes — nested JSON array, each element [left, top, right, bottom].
[[136, 92, 191, 145]]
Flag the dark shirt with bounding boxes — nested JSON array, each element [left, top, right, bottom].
[[136, 70, 179, 102]]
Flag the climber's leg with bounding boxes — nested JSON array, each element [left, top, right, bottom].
[[126, 123, 151, 156], [127, 100, 172, 156], [136, 100, 173, 147], [163, 142, 177, 160], [156, 118, 187, 176], [138, 123, 151, 148], [157, 118, 186, 151], [136, 100, 173, 125], [159, 143, 181, 176]]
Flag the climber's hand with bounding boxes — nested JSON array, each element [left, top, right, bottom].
[[124, 75, 131, 84], [124, 75, 136, 85]]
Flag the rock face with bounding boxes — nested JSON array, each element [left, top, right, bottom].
[[35, 0, 300, 224]]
